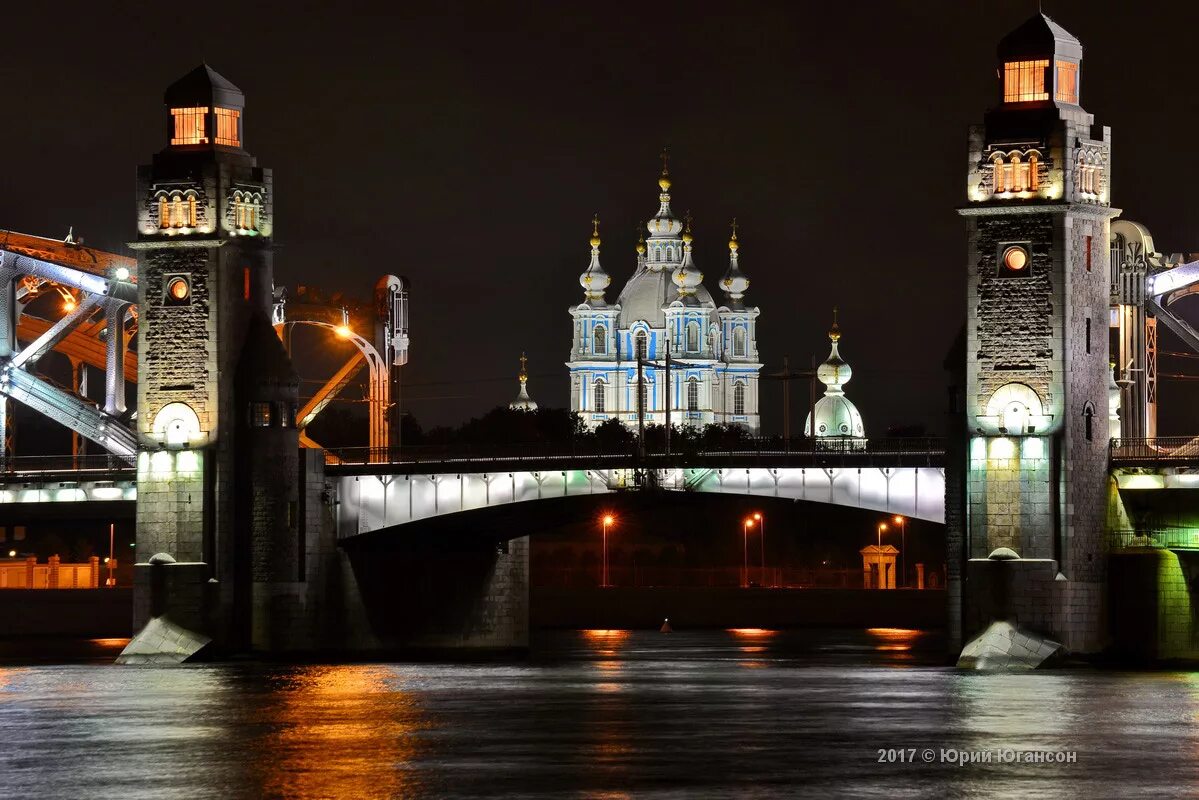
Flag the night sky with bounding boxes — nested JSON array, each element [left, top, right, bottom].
[[4, 1, 1199, 436]]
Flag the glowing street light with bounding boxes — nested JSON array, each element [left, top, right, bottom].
[[876, 522, 888, 590], [893, 515, 907, 588], [7, 550, 14, 558], [601, 514, 615, 588], [742, 516, 755, 588], [753, 512, 767, 587], [335, 324, 353, 339], [106, 522, 116, 587]]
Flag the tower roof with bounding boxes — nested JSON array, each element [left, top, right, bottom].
[[997, 13, 1082, 62], [165, 64, 245, 109]]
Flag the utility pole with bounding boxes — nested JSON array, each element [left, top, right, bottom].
[[664, 337, 671, 455], [763, 355, 819, 444], [637, 355, 645, 458]]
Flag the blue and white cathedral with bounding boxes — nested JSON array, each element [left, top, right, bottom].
[[567, 162, 762, 431]]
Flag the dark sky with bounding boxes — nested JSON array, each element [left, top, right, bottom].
[[4, 1, 1199, 436]]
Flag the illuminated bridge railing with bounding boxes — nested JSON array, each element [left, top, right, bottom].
[[325, 437, 945, 473], [1110, 437, 1199, 467], [0, 453, 134, 478], [1110, 529, 1199, 551]]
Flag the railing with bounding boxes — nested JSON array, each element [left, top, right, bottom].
[[326, 437, 946, 470], [0, 556, 108, 588], [0, 453, 135, 476], [1110, 528, 1199, 551], [532, 566, 945, 590], [1110, 437, 1199, 466]]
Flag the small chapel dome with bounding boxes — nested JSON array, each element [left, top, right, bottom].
[[805, 311, 865, 440], [509, 352, 538, 411]]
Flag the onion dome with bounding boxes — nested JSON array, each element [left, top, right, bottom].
[[719, 218, 750, 304], [509, 352, 538, 411], [578, 214, 610, 306], [805, 309, 865, 438], [671, 212, 704, 302], [647, 148, 683, 238]]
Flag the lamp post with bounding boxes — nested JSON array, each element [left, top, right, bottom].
[[601, 514, 614, 588], [876, 521, 888, 589], [893, 515, 906, 588], [106, 522, 115, 588], [753, 511, 766, 587], [742, 517, 755, 588]]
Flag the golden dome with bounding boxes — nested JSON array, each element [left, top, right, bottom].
[[728, 218, 739, 252], [589, 214, 601, 248], [681, 212, 693, 244], [636, 227, 646, 255]]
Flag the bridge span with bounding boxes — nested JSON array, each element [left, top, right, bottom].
[[327, 440, 948, 536]]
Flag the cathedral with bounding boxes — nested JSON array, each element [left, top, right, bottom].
[[566, 161, 762, 431]]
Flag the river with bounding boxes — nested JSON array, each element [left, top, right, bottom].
[[0, 629, 1195, 798]]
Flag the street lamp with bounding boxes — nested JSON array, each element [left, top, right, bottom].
[[893, 515, 906, 588], [106, 522, 116, 587], [876, 522, 888, 590], [753, 512, 766, 587], [601, 514, 615, 588], [742, 517, 755, 588]]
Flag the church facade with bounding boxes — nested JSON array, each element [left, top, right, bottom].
[[566, 164, 762, 431]]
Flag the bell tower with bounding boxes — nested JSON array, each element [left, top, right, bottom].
[[126, 65, 296, 653], [958, 14, 1116, 653]]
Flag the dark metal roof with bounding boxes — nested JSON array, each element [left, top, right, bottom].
[[163, 64, 245, 108], [997, 13, 1083, 62]]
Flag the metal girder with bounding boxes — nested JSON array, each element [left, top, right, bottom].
[[297, 350, 365, 431], [16, 316, 137, 383], [0, 367, 135, 459], [10, 294, 103, 369], [1148, 297, 1199, 356]]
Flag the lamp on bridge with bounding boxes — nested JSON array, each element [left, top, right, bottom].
[[601, 514, 615, 588], [753, 512, 767, 587], [876, 522, 888, 590], [892, 515, 906, 588], [742, 516, 756, 588]]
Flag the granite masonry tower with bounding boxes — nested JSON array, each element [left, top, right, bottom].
[[956, 14, 1117, 655], [123, 65, 305, 656]]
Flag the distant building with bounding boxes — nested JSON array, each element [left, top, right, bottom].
[[510, 353, 538, 411], [806, 313, 865, 443], [566, 160, 762, 431]]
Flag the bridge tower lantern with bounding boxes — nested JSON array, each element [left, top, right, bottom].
[[126, 65, 300, 652], [957, 14, 1117, 654]]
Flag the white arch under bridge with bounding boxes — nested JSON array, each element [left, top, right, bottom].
[[334, 464, 946, 539]]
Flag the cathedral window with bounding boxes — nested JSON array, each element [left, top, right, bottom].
[[158, 196, 170, 229], [594, 379, 606, 413], [733, 382, 746, 415], [1055, 61, 1079, 104], [733, 327, 747, 358], [686, 321, 699, 352], [170, 107, 209, 145], [687, 377, 699, 411], [635, 331, 648, 361], [593, 324, 607, 354], [172, 196, 184, 228], [214, 107, 240, 146], [1003, 60, 1049, 102]]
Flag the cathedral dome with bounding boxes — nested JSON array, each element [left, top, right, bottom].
[[805, 313, 865, 439], [509, 353, 538, 411]]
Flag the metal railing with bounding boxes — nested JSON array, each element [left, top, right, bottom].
[[1110, 437, 1199, 466], [533, 565, 945, 590], [1109, 528, 1199, 551], [0, 453, 135, 476], [326, 436, 946, 471]]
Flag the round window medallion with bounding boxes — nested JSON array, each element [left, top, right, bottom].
[[1003, 246, 1028, 271], [168, 277, 190, 301]]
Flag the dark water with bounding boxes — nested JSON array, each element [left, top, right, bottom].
[[0, 630, 1197, 798]]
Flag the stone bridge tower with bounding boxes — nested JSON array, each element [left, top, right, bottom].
[[957, 14, 1117, 655], [125, 65, 303, 655]]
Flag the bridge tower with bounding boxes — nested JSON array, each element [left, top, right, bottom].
[[125, 65, 304, 654], [956, 14, 1117, 654]]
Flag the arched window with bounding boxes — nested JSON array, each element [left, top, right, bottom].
[[1011, 154, 1023, 192], [733, 327, 747, 358], [159, 196, 170, 229], [635, 331, 648, 361], [593, 324, 607, 354], [733, 382, 746, 415], [686, 321, 699, 352], [594, 379, 606, 413], [250, 194, 261, 230], [1029, 154, 1039, 190], [172, 196, 184, 228], [687, 377, 699, 411], [187, 196, 197, 227], [1083, 402, 1095, 442], [993, 157, 1005, 193], [666, 246, 675, 261]]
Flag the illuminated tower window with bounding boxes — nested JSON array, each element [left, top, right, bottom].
[[593, 324, 606, 354], [1003, 60, 1049, 102], [187, 196, 197, 227], [993, 157, 1006, 193], [1011, 154, 1025, 192], [159, 196, 170, 229], [1055, 61, 1079, 104], [1029, 154, 1039, 189], [594, 379, 606, 412], [170, 107, 209, 145], [733, 327, 747, 357], [172, 196, 184, 228], [635, 331, 648, 361], [733, 382, 746, 415], [686, 321, 699, 352], [687, 377, 699, 411], [214, 107, 240, 146]]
